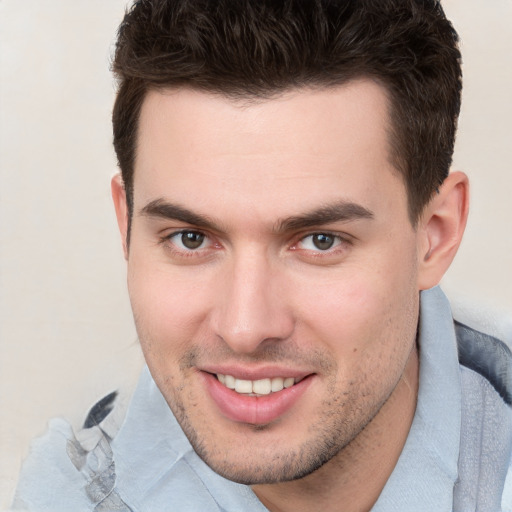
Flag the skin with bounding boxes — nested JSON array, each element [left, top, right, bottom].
[[112, 80, 469, 512]]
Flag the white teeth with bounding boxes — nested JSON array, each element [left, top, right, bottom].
[[284, 377, 295, 388], [216, 374, 298, 395], [253, 378, 272, 395], [224, 374, 236, 389], [271, 377, 284, 392], [234, 379, 253, 394]]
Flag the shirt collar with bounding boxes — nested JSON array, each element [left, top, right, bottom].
[[372, 286, 461, 511]]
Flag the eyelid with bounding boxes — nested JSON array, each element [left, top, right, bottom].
[[301, 233, 339, 247], [158, 227, 352, 259], [299, 229, 351, 243], [160, 228, 214, 252], [290, 230, 353, 256]]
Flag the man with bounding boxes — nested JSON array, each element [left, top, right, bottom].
[[13, 0, 512, 511]]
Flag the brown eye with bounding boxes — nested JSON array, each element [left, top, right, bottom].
[[180, 231, 205, 249], [312, 233, 335, 250], [296, 233, 344, 252]]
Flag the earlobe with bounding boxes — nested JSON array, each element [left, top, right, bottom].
[[111, 174, 129, 260], [417, 171, 469, 290]]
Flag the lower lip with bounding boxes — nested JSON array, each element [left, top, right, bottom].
[[201, 372, 313, 425]]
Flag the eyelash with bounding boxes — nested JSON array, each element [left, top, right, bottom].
[[159, 230, 216, 257], [293, 232, 350, 253], [159, 229, 352, 260]]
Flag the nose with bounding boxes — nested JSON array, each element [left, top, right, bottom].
[[211, 248, 295, 354]]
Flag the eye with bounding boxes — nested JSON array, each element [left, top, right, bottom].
[[168, 230, 208, 250], [298, 233, 343, 251]]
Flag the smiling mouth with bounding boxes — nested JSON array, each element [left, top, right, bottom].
[[204, 371, 314, 424], [215, 374, 304, 396]]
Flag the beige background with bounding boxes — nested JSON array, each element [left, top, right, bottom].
[[1, 0, 511, 507]]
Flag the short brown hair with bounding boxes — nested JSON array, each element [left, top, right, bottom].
[[112, 0, 462, 226]]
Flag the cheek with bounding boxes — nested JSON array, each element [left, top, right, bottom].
[[127, 258, 213, 359], [292, 248, 419, 355]]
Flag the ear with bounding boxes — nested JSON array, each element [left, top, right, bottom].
[[111, 174, 129, 260], [417, 171, 469, 290]]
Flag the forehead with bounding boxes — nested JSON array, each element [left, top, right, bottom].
[[137, 80, 392, 160], [134, 81, 406, 224]]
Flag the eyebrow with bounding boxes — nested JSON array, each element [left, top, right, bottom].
[[140, 198, 374, 233], [274, 201, 374, 233], [140, 199, 221, 231]]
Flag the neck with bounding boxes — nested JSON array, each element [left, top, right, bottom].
[[252, 344, 419, 512]]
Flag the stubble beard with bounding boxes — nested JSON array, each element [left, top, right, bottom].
[[158, 351, 403, 486], [134, 290, 418, 487]]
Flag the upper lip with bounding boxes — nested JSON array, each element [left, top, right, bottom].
[[199, 365, 313, 381]]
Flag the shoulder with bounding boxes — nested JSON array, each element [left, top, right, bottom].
[[12, 418, 97, 511], [452, 320, 512, 511], [454, 319, 512, 405], [11, 371, 233, 512], [12, 391, 129, 512]]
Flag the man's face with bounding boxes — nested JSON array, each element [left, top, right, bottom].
[[125, 81, 422, 484]]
